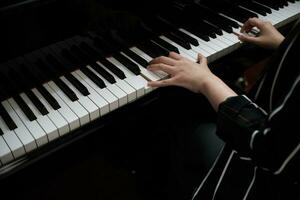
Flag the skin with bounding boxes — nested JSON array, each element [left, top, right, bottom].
[[238, 17, 285, 50], [147, 18, 285, 111]]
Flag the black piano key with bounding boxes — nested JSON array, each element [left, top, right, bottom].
[[61, 48, 107, 88], [78, 42, 126, 79], [0, 103, 17, 130], [202, 20, 223, 36], [69, 45, 117, 84], [97, 57, 126, 80], [122, 49, 149, 68], [64, 73, 90, 96], [191, 3, 239, 29], [255, 0, 281, 10], [145, 40, 170, 56], [18, 63, 61, 110], [54, 78, 79, 101], [136, 42, 160, 58], [190, 20, 218, 38], [113, 53, 141, 75], [36, 86, 61, 110], [239, 1, 271, 16], [46, 54, 90, 96], [151, 38, 180, 54], [14, 95, 37, 121], [7, 68, 49, 116], [173, 30, 199, 46], [184, 26, 210, 42], [36, 59, 78, 101], [26, 90, 49, 115], [89, 62, 116, 84], [80, 67, 106, 89], [237, 6, 259, 18], [165, 32, 191, 50]]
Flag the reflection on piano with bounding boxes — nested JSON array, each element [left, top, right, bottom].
[[0, 0, 299, 179]]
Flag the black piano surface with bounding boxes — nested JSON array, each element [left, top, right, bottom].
[[0, 0, 299, 199]]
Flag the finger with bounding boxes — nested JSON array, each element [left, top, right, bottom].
[[149, 56, 177, 66], [169, 51, 183, 60], [148, 63, 175, 74], [148, 78, 175, 88], [197, 53, 207, 64], [238, 33, 260, 44], [241, 17, 263, 33]]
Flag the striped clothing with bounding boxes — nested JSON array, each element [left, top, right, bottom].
[[192, 20, 300, 200]]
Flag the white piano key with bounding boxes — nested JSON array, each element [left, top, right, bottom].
[[217, 34, 235, 46], [110, 56, 149, 96], [121, 51, 161, 82], [215, 35, 237, 54], [87, 65, 128, 107], [75, 67, 118, 112], [130, 46, 153, 62], [107, 57, 145, 99], [1, 101, 37, 153], [190, 44, 211, 58], [222, 31, 240, 43], [0, 116, 25, 159], [48, 80, 90, 126], [43, 83, 80, 131], [60, 76, 99, 121], [181, 28, 224, 53], [158, 35, 194, 59], [0, 136, 14, 165], [209, 36, 228, 50], [72, 70, 110, 116], [263, 12, 282, 25], [273, 7, 294, 19], [179, 28, 220, 61], [129, 47, 168, 79], [218, 13, 243, 26], [160, 35, 198, 61], [125, 75, 150, 96], [19, 92, 59, 142], [32, 88, 69, 136], [239, 5, 280, 25], [285, 3, 299, 14], [8, 98, 48, 147], [98, 59, 137, 102]]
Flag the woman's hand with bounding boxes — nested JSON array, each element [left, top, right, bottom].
[[147, 52, 215, 94], [147, 52, 237, 111], [238, 17, 285, 49]]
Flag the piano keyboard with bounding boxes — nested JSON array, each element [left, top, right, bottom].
[[0, 0, 300, 170]]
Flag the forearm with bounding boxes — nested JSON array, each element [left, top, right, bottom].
[[201, 75, 237, 111]]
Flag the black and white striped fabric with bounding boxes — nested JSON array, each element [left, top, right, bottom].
[[192, 19, 300, 200]]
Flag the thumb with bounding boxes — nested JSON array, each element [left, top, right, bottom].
[[238, 34, 259, 44], [197, 53, 207, 64]]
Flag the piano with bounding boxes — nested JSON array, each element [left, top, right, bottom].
[[0, 0, 299, 182]]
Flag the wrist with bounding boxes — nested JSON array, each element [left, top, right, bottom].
[[198, 74, 219, 95], [199, 74, 238, 111]]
